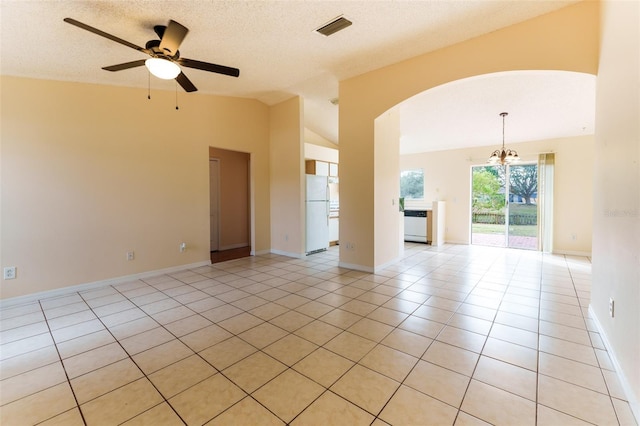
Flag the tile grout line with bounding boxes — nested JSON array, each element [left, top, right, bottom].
[[535, 252, 545, 426], [1, 245, 633, 425], [37, 296, 89, 426], [447, 248, 521, 424], [142, 267, 329, 425], [77, 283, 192, 425]]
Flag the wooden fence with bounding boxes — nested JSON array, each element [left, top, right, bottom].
[[472, 213, 537, 225]]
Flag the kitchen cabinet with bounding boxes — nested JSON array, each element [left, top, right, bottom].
[[430, 201, 446, 246], [305, 160, 339, 177], [305, 160, 329, 176], [403, 201, 445, 245], [329, 217, 339, 244], [404, 210, 428, 243]]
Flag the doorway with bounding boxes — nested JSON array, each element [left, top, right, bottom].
[[209, 147, 251, 263], [471, 163, 538, 250]]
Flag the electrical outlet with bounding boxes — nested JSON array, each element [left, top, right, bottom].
[[126, 251, 135, 261], [179, 242, 186, 252], [609, 297, 615, 318], [3, 266, 17, 280]]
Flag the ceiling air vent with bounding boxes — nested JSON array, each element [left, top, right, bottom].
[[315, 16, 352, 36]]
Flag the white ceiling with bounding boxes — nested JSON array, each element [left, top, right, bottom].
[[399, 70, 596, 154], [1, 0, 593, 151]]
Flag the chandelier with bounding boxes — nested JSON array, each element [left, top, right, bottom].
[[488, 112, 520, 165]]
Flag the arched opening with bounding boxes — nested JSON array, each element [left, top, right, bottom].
[[391, 70, 595, 253], [337, 1, 599, 272]]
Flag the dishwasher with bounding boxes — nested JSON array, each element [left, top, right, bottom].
[[404, 210, 428, 243]]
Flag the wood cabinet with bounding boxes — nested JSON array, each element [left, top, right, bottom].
[[306, 160, 338, 177], [305, 160, 329, 176]]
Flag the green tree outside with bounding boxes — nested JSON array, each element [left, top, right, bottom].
[[494, 164, 538, 205], [472, 168, 504, 212], [400, 170, 424, 199]]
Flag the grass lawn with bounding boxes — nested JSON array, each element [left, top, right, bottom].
[[472, 223, 538, 237], [509, 203, 538, 214], [473, 203, 538, 236]]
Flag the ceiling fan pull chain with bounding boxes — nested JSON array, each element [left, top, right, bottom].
[[147, 70, 151, 100], [175, 81, 179, 110]]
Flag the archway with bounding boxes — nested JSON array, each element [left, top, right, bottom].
[[337, 1, 598, 272]]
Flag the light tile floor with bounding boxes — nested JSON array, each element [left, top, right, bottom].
[[1, 243, 637, 425]]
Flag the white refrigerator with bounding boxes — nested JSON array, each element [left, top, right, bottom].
[[305, 175, 330, 254]]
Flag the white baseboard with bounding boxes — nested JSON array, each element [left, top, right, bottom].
[[444, 239, 468, 245], [270, 249, 304, 259], [553, 249, 592, 257], [337, 261, 374, 273], [0, 261, 211, 309], [374, 256, 404, 273], [588, 305, 640, 423]]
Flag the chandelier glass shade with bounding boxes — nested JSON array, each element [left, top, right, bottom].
[[488, 112, 520, 165], [145, 58, 181, 80]]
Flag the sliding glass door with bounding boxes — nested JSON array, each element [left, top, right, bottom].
[[471, 166, 506, 247], [507, 164, 538, 249], [471, 164, 538, 250]]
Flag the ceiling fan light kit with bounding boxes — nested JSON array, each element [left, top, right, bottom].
[[145, 58, 181, 80], [63, 17, 240, 98], [488, 112, 520, 165]]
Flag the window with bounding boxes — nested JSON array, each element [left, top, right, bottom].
[[400, 169, 424, 199]]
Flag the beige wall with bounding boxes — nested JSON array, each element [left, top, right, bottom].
[[373, 109, 401, 268], [269, 97, 305, 257], [400, 135, 594, 255], [593, 0, 640, 416], [339, 1, 599, 270], [209, 147, 250, 250], [0, 76, 270, 300]]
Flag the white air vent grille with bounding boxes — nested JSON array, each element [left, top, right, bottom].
[[316, 16, 352, 36]]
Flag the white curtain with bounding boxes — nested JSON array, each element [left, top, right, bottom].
[[538, 153, 555, 252]]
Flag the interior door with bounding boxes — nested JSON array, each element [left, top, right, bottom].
[[209, 159, 220, 251]]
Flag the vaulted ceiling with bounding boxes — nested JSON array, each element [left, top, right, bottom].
[[1, 1, 593, 151]]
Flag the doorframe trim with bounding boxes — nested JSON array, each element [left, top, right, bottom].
[[209, 158, 221, 252]]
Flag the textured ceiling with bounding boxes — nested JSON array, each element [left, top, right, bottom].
[[1, 0, 590, 149]]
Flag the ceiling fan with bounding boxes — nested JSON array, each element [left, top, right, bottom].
[[63, 18, 240, 92]]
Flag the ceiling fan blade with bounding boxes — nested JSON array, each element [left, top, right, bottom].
[[64, 18, 149, 54], [102, 59, 147, 72], [177, 58, 240, 78], [176, 72, 197, 92], [159, 20, 188, 56]]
